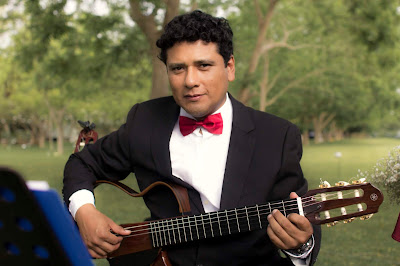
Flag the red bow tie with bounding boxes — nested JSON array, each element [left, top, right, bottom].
[[179, 113, 223, 136]]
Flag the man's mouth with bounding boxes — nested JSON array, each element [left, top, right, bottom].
[[184, 94, 204, 101]]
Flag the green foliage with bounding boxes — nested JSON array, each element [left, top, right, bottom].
[[1, 0, 152, 144], [229, 0, 400, 135], [1, 0, 400, 144]]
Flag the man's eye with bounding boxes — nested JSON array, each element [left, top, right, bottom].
[[171, 66, 184, 73], [199, 64, 211, 69]]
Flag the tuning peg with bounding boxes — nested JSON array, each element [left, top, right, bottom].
[[343, 218, 356, 224], [352, 178, 366, 184], [319, 181, 331, 188], [335, 181, 350, 186], [326, 221, 338, 227], [360, 214, 373, 220]]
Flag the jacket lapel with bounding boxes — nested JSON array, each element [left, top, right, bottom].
[[220, 95, 256, 210], [150, 97, 179, 179]]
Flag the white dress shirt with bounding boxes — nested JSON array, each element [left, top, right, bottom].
[[169, 93, 232, 213]]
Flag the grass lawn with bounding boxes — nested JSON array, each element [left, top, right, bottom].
[[1, 138, 400, 265]]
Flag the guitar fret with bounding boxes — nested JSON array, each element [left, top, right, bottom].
[[209, 213, 214, 238], [245, 206, 251, 231], [217, 211, 222, 236], [194, 215, 200, 240], [201, 214, 206, 238], [256, 205, 262, 229], [150, 222, 157, 247], [175, 218, 181, 243], [158, 221, 163, 247], [188, 216, 193, 241], [171, 219, 176, 244], [235, 208, 240, 232], [176, 218, 181, 243], [282, 200, 286, 216], [149, 222, 154, 247], [182, 217, 187, 242], [167, 220, 172, 245], [269, 202, 272, 214], [162, 220, 167, 246], [225, 210, 231, 234]]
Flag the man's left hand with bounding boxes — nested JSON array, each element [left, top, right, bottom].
[[267, 192, 313, 250]]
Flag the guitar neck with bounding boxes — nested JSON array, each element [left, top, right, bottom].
[[149, 199, 299, 248]]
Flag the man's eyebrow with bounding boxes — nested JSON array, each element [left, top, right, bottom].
[[167, 63, 186, 69], [194, 60, 215, 65]]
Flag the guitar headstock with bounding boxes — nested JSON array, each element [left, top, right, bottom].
[[302, 180, 383, 226]]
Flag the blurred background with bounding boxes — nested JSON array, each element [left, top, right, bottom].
[[1, 0, 400, 265]]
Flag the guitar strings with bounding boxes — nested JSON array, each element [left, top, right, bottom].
[[118, 189, 359, 235], [117, 189, 362, 240], [120, 201, 312, 242], [120, 188, 358, 230]]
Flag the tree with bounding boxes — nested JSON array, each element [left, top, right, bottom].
[[229, 0, 326, 112], [128, 0, 179, 99], [266, 0, 400, 143]]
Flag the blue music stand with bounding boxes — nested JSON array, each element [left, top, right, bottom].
[[0, 167, 93, 265]]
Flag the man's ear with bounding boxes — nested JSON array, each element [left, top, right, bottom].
[[227, 55, 235, 82]]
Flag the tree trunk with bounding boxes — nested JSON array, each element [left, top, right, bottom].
[[29, 124, 37, 146], [129, 0, 179, 99], [150, 50, 169, 99], [48, 111, 54, 151], [313, 122, 324, 144], [54, 109, 65, 155], [238, 0, 279, 105], [312, 112, 335, 144], [37, 119, 46, 148], [331, 122, 344, 141], [302, 131, 310, 146], [259, 53, 270, 111], [0, 119, 11, 145], [56, 121, 64, 155]]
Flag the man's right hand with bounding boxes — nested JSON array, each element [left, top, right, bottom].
[[75, 204, 131, 259]]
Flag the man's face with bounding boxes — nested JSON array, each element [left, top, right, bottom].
[[166, 40, 235, 120]]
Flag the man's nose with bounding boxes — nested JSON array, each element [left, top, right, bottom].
[[184, 67, 199, 88]]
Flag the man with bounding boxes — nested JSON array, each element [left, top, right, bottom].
[[63, 10, 321, 265]]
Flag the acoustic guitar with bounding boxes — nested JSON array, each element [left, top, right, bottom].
[[103, 181, 383, 265]]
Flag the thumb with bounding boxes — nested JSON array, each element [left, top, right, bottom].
[[290, 192, 299, 199], [109, 222, 131, 236]]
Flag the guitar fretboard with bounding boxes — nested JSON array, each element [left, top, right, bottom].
[[149, 200, 300, 248]]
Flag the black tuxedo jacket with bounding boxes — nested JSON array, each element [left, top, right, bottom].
[[63, 94, 321, 265]]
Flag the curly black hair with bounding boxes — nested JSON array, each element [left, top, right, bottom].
[[156, 10, 234, 66]]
